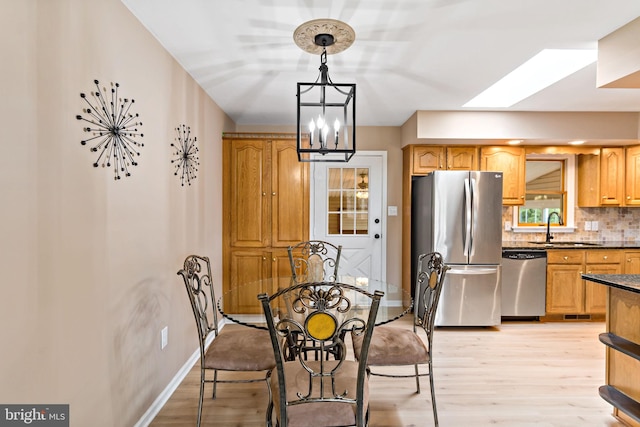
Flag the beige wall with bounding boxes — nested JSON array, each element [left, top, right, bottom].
[[236, 125, 404, 287], [0, 0, 233, 425]]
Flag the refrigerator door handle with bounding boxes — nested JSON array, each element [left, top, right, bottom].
[[469, 177, 479, 256], [463, 178, 472, 257], [447, 267, 498, 275]]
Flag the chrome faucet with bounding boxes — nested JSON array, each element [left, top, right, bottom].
[[545, 212, 563, 243]]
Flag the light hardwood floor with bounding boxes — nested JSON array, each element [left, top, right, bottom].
[[149, 319, 625, 426]]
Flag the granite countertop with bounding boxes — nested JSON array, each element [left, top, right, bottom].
[[502, 241, 640, 250], [581, 274, 640, 294]]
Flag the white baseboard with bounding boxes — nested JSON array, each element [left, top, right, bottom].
[[133, 321, 226, 427]]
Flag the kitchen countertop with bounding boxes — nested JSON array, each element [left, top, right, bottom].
[[502, 241, 640, 250], [581, 274, 640, 294]]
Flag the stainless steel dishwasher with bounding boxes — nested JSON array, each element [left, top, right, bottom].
[[501, 250, 547, 318]]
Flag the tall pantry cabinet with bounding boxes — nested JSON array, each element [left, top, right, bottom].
[[222, 133, 309, 313]]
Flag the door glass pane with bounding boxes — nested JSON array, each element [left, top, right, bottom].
[[327, 167, 369, 235]]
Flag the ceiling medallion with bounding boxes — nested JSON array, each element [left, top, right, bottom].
[[293, 19, 355, 55], [171, 124, 199, 186], [76, 79, 144, 180]]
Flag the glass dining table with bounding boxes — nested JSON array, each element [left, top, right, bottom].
[[217, 276, 413, 330]]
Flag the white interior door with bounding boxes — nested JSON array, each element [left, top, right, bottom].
[[310, 152, 386, 281]]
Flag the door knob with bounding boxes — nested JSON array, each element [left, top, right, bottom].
[[374, 234, 380, 239], [374, 218, 380, 224]]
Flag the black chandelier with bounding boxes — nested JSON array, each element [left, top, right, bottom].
[[295, 19, 356, 162]]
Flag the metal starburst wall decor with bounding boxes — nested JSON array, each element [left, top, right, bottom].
[[76, 79, 144, 180], [171, 124, 199, 186]]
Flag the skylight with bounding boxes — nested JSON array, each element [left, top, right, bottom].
[[463, 49, 597, 108]]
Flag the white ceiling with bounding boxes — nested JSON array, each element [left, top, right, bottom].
[[121, 0, 640, 127]]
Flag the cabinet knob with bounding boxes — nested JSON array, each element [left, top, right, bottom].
[[627, 196, 631, 200], [273, 257, 276, 262], [628, 259, 632, 262], [262, 192, 266, 196], [272, 192, 276, 196], [262, 256, 267, 260], [602, 196, 607, 199], [603, 256, 608, 260], [521, 195, 525, 199], [563, 256, 568, 260]]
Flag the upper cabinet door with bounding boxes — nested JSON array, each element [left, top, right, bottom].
[[411, 146, 445, 174], [271, 140, 309, 247], [599, 147, 624, 206], [447, 146, 478, 170], [227, 139, 270, 247], [480, 146, 525, 205], [625, 146, 640, 206]]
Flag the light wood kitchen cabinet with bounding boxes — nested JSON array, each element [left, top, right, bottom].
[[584, 250, 622, 313], [577, 147, 626, 207], [447, 146, 479, 170], [406, 145, 478, 175], [624, 251, 640, 274], [409, 145, 445, 174], [625, 145, 640, 206], [546, 249, 621, 316], [226, 249, 292, 314], [223, 133, 309, 313], [480, 146, 526, 205], [546, 250, 585, 314]]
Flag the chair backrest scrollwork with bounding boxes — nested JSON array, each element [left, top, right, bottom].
[[177, 255, 218, 357], [413, 252, 450, 348], [288, 240, 342, 283]]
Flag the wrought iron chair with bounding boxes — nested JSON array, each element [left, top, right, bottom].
[[177, 255, 275, 427], [288, 240, 342, 283], [258, 281, 384, 427], [351, 252, 449, 426]]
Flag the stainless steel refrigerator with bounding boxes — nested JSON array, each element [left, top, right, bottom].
[[412, 170, 503, 326]]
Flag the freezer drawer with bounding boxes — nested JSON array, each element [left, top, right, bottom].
[[435, 265, 501, 327]]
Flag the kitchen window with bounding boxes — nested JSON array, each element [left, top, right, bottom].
[[518, 159, 565, 226], [511, 154, 575, 232]]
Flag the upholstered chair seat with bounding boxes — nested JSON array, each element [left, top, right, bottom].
[[203, 327, 275, 372], [353, 325, 429, 366]]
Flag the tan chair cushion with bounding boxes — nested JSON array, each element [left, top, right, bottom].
[[271, 360, 368, 427], [204, 327, 275, 371], [352, 325, 429, 366]]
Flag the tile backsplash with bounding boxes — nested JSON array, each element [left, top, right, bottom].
[[501, 207, 640, 243]]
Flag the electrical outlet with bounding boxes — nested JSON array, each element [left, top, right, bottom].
[[161, 326, 168, 350], [584, 221, 592, 231], [592, 221, 599, 231], [504, 221, 511, 231]]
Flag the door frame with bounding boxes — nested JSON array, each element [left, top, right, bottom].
[[309, 151, 388, 281]]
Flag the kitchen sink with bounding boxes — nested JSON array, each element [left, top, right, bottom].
[[528, 241, 601, 247]]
